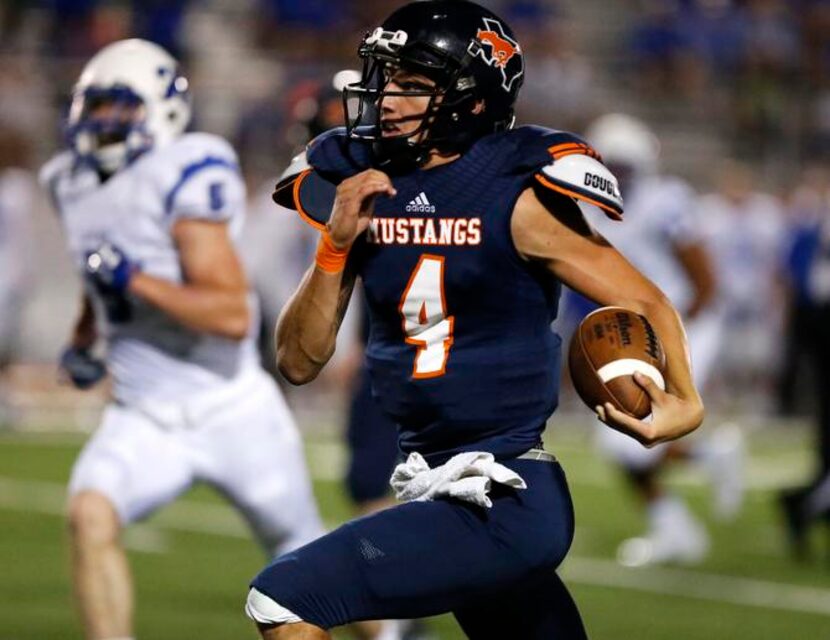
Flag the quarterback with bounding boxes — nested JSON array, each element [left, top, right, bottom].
[[248, 2, 704, 639], [40, 39, 323, 640]]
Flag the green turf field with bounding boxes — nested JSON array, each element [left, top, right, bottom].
[[1, 422, 829, 639]]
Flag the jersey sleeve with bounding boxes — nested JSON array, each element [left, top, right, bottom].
[[271, 127, 368, 231], [272, 151, 337, 232], [161, 134, 245, 225], [510, 126, 624, 220]]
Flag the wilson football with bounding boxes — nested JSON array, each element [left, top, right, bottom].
[[568, 307, 666, 419]]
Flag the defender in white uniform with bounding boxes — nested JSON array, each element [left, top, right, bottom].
[[580, 114, 744, 566], [41, 40, 324, 640]]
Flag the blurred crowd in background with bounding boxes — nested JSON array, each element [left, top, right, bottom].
[[0, 0, 829, 430]]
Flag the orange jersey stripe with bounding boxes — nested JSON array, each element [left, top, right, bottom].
[[551, 148, 600, 161], [547, 142, 584, 154], [547, 142, 602, 161]]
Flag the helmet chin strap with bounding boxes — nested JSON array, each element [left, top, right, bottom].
[[372, 137, 424, 174], [372, 98, 485, 172]]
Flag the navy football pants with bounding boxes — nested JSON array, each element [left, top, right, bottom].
[[251, 457, 587, 639]]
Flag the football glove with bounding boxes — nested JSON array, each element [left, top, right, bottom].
[[84, 244, 136, 323], [59, 346, 107, 389], [85, 243, 135, 294]]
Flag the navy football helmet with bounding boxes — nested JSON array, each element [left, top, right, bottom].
[[343, 0, 524, 168]]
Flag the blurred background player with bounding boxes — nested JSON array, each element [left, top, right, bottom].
[[565, 113, 745, 567], [778, 174, 830, 559], [342, 299, 401, 517], [0, 125, 34, 427], [40, 39, 324, 640], [696, 158, 788, 413]]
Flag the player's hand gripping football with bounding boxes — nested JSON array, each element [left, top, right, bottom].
[[326, 169, 397, 250], [596, 371, 704, 447]]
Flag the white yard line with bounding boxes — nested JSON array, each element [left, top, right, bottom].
[[1, 475, 829, 617], [561, 557, 830, 617], [123, 525, 170, 553]]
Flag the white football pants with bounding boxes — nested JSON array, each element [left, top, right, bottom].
[[68, 368, 324, 556]]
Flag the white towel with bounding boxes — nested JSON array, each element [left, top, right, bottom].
[[390, 451, 527, 508]]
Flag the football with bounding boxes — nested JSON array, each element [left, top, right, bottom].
[[568, 306, 667, 419]]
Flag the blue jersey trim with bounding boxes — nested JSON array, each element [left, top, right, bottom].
[[164, 156, 239, 216]]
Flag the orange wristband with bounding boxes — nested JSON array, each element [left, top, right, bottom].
[[315, 231, 350, 273]]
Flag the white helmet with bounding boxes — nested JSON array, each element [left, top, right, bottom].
[[584, 113, 660, 176], [67, 39, 191, 173]]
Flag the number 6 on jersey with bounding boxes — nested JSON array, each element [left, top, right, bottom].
[[399, 254, 455, 378]]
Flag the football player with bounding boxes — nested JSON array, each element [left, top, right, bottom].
[[247, 2, 704, 638], [779, 186, 830, 559], [577, 113, 745, 567], [40, 40, 324, 640], [0, 126, 33, 426]]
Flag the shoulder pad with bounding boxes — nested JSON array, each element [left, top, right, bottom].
[[272, 152, 336, 231], [504, 126, 622, 218], [271, 128, 371, 230], [502, 126, 597, 171], [535, 155, 623, 220], [306, 127, 371, 182], [165, 132, 239, 167]]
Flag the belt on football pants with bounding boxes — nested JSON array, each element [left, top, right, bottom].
[[516, 447, 557, 463]]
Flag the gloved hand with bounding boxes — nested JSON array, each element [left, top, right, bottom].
[[84, 243, 135, 294], [59, 346, 107, 389], [84, 244, 136, 323]]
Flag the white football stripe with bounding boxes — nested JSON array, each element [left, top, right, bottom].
[[596, 359, 665, 390]]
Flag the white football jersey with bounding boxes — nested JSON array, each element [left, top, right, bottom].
[[40, 133, 261, 403], [587, 174, 701, 313], [696, 191, 785, 319]]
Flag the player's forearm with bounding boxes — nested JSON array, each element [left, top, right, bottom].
[[675, 242, 717, 319], [275, 265, 353, 385], [638, 295, 704, 434], [128, 272, 250, 340], [638, 297, 696, 397], [685, 268, 716, 320]]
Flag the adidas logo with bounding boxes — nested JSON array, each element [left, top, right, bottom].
[[405, 191, 436, 213]]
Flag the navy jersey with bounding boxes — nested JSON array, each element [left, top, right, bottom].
[[281, 126, 620, 464]]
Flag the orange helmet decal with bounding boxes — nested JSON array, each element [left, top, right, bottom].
[[475, 17, 523, 91]]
